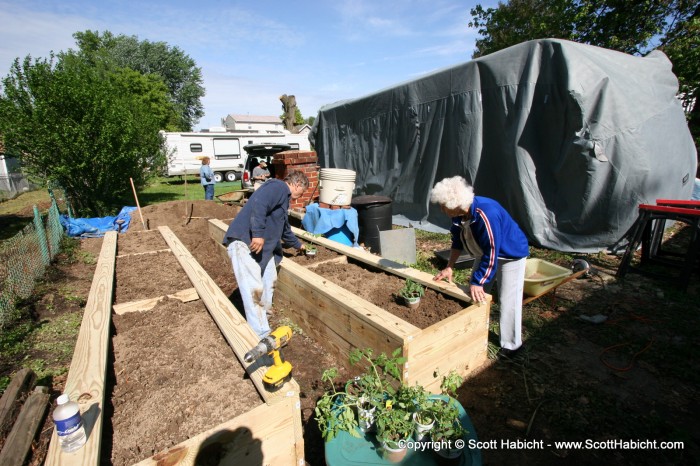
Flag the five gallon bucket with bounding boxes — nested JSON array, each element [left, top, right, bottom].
[[319, 169, 356, 206], [351, 195, 392, 254]]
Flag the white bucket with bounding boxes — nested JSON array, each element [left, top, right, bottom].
[[319, 168, 356, 206]]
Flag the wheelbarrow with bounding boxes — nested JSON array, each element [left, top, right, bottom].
[[522, 258, 590, 305], [215, 189, 250, 205]]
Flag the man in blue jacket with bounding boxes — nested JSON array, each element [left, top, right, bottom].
[[431, 176, 529, 359], [223, 170, 308, 337]]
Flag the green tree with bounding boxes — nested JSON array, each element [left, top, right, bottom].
[[0, 52, 167, 216], [73, 30, 205, 131], [660, 11, 700, 166], [279, 106, 307, 128], [469, 0, 692, 57]]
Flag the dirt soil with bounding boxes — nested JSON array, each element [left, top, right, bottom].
[[2, 199, 698, 466]]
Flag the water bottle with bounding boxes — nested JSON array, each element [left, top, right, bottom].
[[52, 394, 87, 453]]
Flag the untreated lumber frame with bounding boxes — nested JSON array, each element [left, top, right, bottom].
[[45, 231, 117, 466], [46, 228, 304, 466], [208, 218, 491, 393], [158, 226, 299, 403], [158, 226, 304, 464]]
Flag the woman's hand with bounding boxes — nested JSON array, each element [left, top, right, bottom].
[[433, 266, 453, 284], [470, 284, 487, 304]]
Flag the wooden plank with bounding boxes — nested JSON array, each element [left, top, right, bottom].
[[208, 218, 227, 244], [158, 226, 297, 404], [275, 276, 354, 360], [407, 329, 489, 392], [112, 288, 200, 315], [0, 389, 50, 466], [305, 255, 349, 269], [116, 248, 170, 259], [45, 230, 117, 466], [406, 303, 489, 388], [208, 219, 474, 303], [291, 226, 475, 303], [280, 260, 418, 340], [0, 368, 36, 438], [133, 395, 303, 466]]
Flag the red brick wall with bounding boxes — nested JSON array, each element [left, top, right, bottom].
[[271, 150, 319, 211]]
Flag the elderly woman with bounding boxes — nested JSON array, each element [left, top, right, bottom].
[[430, 176, 529, 359]]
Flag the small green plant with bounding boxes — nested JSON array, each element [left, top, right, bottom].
[[430, 370, 468, 443], [399, 278, 424, 300], [315, 347, 407, 442], [314, 367, 362, 442], [375, 401, 414, 447], [430, 401, 466, 443], [439, 369, 464, 397], [305, 244, 318, 254]]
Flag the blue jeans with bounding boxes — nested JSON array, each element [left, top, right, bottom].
[[228, 241, 276, 338], [204, 184, 215, 200]]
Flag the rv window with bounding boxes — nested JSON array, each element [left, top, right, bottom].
[[190, 143, 203, 152], [213, 138, 242, 160]]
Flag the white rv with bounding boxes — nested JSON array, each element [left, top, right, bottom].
[[162, 129, 311, 182]]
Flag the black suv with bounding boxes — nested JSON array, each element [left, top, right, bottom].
[[241, 143, 292, 189]]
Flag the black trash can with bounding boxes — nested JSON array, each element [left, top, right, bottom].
[[351, 195, 392, 254]]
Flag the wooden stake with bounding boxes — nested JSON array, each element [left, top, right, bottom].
[[130, 177, 147, 230]]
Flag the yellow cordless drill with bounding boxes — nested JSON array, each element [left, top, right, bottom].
[[243, 326, 293, 390]]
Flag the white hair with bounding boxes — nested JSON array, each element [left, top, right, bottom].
[[430, 176, 474, 211]]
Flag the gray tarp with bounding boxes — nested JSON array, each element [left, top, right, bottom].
[[310, 39, 697, 252]]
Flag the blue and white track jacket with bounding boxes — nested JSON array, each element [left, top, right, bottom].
[[450, 196, 529, 286]]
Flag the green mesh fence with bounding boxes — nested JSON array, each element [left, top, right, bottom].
[[0, 198, 64, 328]]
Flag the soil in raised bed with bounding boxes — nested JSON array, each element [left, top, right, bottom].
[[101, 204, 266, 465], [107, 298, 261, 465], [114, 251, 193, 304], [300, 257, 468, 329]]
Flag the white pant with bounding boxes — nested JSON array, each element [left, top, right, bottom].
[[478, 257, 526, 350], [228, 241, 277, 338]]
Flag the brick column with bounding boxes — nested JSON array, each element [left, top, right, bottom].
[[272, 150, 319, 211]]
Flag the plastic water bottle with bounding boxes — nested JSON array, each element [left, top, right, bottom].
[[52, 394, 87, 453]]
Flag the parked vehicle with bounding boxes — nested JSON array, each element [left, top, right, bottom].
[[241, 143, 294, 189], [162, 129, 310, 183]]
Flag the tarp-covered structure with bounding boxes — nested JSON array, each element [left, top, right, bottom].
[[310, 39, 697, 252]]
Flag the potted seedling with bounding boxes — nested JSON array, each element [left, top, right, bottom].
[[399, 278, 425, 309], [430, 370, 468, 460], [375, 401, 414, 463], [314, 367, 362, 442], [315, 348, 407, 441], [401, 385, 435, 441], [305, 244, 318, 257]]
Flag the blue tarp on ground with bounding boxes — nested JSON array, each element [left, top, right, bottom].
[[302, 203, 360, 247], [60, 206, 138, 238]]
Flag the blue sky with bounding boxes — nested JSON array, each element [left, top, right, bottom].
[[0, 0, 494, 130]]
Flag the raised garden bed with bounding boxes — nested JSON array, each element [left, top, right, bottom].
[[44, 228, 304, 466], [209, 219, 490, 393]]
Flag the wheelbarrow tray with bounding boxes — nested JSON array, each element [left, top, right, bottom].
[[523, 258, 572, 297], [215, 190, 248, 203]]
